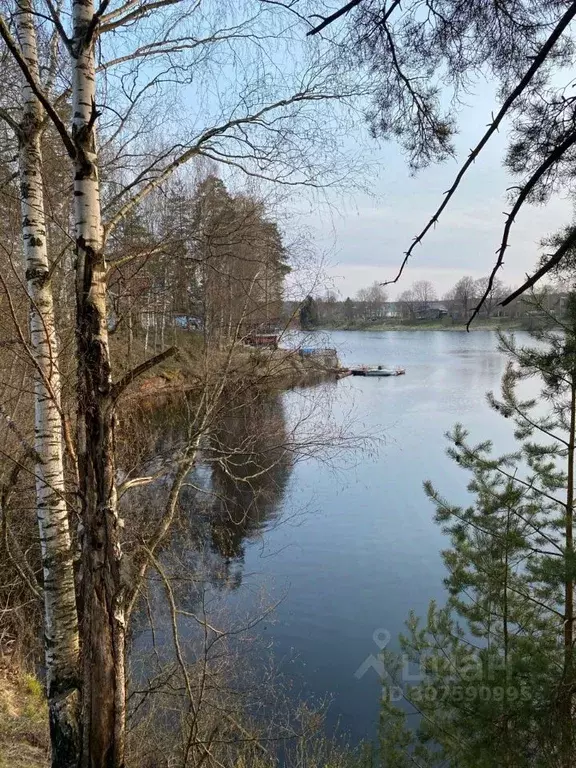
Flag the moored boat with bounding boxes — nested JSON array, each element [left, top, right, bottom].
[[350, 366, 405, 377]]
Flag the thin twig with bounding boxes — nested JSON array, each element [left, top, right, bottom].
[[468, 127, 576, 325]]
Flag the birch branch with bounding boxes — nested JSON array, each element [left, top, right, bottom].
[[82, 0, 111, 48], [42, 0, 74, 53], [111, 345, 178, 399], [0, 14, 76, 158], [99, 0, 183, 34], [0, 107, 22, 136], [103, 91, 335, 237], [99, 29, 255, 70]]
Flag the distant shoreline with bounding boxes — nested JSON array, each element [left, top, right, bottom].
[[313, 319, 527, 333]]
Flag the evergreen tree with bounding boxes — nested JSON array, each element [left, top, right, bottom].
[[190, 175, 290, 344], [379, 293, 576, 767], [344, 297, 355, 324], [300, 295, 319, 330]]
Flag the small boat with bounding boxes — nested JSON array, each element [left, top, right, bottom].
[[350, 366, 405, 377]]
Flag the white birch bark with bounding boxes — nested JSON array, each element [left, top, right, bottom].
[[15, 0, 80, 764]]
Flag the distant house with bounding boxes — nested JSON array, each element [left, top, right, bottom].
[[415, 302, 449, 320], [174, 315, 203, 330], [382, 302, 401, 319]]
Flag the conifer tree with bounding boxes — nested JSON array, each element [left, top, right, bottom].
[[379, 294, 576, 767]]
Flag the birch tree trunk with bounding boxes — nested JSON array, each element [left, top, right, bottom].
[[15, 1, 80, 764], [72, 2, 126, 765]]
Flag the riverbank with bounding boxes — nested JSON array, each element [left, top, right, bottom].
[[126, 343, 345, 403]]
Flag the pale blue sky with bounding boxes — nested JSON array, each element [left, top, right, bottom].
[[96, 0, 572, 303], [299, 79, 573, 300]]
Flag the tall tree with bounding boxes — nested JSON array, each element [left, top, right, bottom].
[[300, 295, 319, 330], [356, 280, 387, 319], [343, 296, 355, 323], [397, 288, 416, 319], [474, 276, 507, 318], [411, 280, 437, 312], [0, 1, 370, 762], [0, 3, 81, 764], [379, 293, 576, 767], [444, 275, 476, 320]]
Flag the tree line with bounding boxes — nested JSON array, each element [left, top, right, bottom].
[[109, 173, 290, 353], [297, 276, 566, 328]]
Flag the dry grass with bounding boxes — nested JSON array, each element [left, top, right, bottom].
[[0, 662, 49, 768]]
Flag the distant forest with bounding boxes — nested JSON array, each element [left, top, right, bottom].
[[291, 277, 571, 329]]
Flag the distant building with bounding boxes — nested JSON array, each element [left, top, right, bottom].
[[382, 302, 401, 318], [415, 302, 449, 320]]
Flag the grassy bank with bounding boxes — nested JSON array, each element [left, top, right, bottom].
[[0, 665, 48, 768], [124, 341, 343, 403]]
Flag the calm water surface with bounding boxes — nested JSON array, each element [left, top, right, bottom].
[[213, 330, 528, 742]]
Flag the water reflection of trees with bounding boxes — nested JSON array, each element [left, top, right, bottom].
[[207, 394, 293, 559], [125, 390, 295, 749], [122, 382, 364, 764], [120, 389, 293, 599]]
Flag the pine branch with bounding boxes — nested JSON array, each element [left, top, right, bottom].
[[307, 0, 401, 36], [468, 128, 576, 326], [501, 228, 576, 307], [383, 1, 576, 289]]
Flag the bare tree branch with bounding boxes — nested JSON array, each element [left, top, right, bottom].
[[383, 1, 576, 289], [82, 0, 112, 48], [308, 0, 402, 36], [103, 90, 338, 237], [0, 107, 22, 136], [0, 14, 76, 158], [42, 0, 74, 54], [307, 0, 363, 36], [111, 345, 178, 399], [99, 0, 182, 35]]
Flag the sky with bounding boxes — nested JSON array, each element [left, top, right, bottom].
[[294, 80, 574, 302]]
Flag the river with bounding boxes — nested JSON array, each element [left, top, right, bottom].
[[132, 329, 529, 747]]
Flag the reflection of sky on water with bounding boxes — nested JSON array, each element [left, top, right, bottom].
[[220, 330, 539, 743]]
